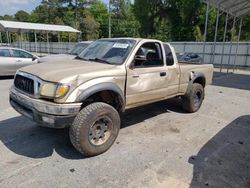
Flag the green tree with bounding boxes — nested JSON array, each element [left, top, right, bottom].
[[1, 0, 250, 42], [81, 10, 100, 40], [133, 0, 152, 37], [110, 0, 140, 37], [0, 15, 15, 21], [15, 11, 30, 22], [90, 0, 109, 38]]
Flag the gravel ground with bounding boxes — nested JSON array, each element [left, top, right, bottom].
[[0, 70, 249, 188]]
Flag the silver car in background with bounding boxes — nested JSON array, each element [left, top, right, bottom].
[[0, 47, 39, 76], [177, 53, 203, 64], [38, 41, 92, 63]]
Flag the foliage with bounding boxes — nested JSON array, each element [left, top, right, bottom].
[[90, 0, 109, 38], [0, 0, 249, 42], [110, 0, 140, 37]]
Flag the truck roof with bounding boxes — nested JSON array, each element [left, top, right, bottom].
[[98, 38, 170, 45]]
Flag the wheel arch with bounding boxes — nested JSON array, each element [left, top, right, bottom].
[[75, 82, 126, 112], [189, 72, 206, 88], [185, 72, 206, 96]]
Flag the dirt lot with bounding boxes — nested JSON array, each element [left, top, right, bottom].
[[0, 70, 249, 188]]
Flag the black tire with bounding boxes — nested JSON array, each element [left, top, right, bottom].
[[182, 83, 204, 113], [69, 102, 120, 157]]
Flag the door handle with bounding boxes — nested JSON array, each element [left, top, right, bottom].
[[17, 60, 22, 63], [160, 72, 167, 77], [132, 75, 140, 78]]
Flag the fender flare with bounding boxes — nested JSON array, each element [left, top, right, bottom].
[[186, 72, 206, 96], [75, 82, 126, 111], [189, 72, 206, 86]]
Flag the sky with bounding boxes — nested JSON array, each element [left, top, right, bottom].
[[0, 0, 110, 16]]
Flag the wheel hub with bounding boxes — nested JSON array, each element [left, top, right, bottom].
[[89, 116, 112, 146], [194, 91, 202, 108]]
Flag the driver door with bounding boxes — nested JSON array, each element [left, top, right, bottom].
[[126, 42, 168, 106]]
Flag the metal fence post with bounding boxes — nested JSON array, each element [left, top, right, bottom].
[[47, 32, 50, 54], [6, 31, 9, 45], [233, 18, 243, 72], [245, 42, 250, 67], [227, 16, 236, 73], [212, 8, 220, 65], [0, 32, 2, 45], [27, 33, 31, 52], [20, 32, 23, 49], [220, 12, 229, 72], [35, 31, 38, 54], [9, 32, 12, 45], [108, 0, 111, 38], [202, 3, 209, 63]]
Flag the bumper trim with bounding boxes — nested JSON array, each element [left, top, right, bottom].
[[10, 87, 82, 116], [10, 87, 82, 128]]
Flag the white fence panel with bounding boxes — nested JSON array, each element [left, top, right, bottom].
[[5, 41, 250, 67]]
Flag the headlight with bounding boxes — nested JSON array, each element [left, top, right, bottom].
[[40, 83, 69, 98], [55, 85, 70, 98]]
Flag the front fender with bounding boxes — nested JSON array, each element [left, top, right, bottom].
[[65, 79, 126, 111]]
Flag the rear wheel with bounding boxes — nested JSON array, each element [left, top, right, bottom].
[[69, 102, 120, 157], [182, 83, 204, 113]]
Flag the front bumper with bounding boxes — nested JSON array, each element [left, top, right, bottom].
[[9, 87, 82, 128]]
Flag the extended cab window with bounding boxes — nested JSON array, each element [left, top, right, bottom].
[[164, 44, 174, 66], [0, 49, 11, 57], [134, 42, 163, 68]]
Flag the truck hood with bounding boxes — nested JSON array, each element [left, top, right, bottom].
[[19, 58, 122, 83], [38, 54, 75, 63]]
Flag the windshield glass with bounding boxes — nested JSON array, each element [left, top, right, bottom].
[[68, 43, 90, 55], [78, 39, 136, 65]]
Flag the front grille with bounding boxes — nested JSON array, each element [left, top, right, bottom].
[[14, 75, 34, 95]]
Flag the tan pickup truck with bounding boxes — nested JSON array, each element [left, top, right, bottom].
[[10, 38, 213, 156]]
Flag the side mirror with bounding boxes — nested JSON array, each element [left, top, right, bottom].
[[134, 55, 147, 61], [130, 55, 147, 69], [32, 56, 37, 61]]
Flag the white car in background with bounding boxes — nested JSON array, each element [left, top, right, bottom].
[[38, 41, 92, 63], [0, 47, 39, 76]]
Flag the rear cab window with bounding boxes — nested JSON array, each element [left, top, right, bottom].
[[163, 44, 174, 66]]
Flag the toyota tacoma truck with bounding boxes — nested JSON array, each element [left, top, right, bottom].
[[10, 38, 213, 156]]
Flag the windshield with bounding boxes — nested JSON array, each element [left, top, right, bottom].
[[68, 43, 91, 55], [78, 39, 136, 65]]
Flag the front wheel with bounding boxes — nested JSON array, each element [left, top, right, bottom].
[[69, 102, 120, 157], [182, 83, 204, 113]]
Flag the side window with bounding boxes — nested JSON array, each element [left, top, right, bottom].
[[134, 42, 163, 68], [0, 49, 11, 57], [13, 50, 33, 59], [164, 44, 174, 66]]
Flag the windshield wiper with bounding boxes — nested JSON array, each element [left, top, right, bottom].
[[75, 56, 89, 61], [75, 56, 82, 59], [88, 58, 112, 65]]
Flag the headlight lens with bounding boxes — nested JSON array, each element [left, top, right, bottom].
[[55, 85, 70, 98], [40, 83, 69, 98]]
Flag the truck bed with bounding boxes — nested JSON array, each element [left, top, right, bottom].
[[178, 62, 214, 93]]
